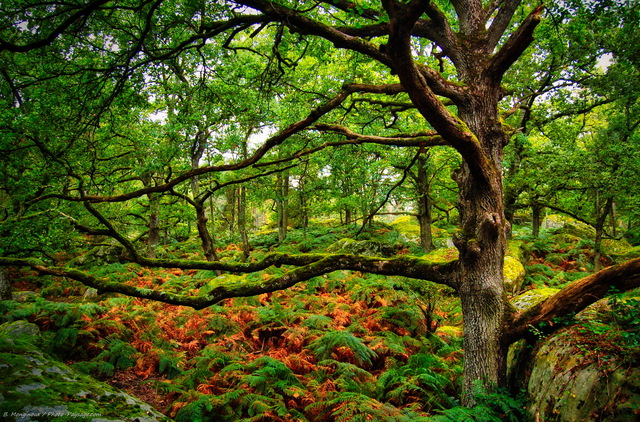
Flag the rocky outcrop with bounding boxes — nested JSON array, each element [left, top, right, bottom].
[[508, 291, 640, 422], [0, 320, 171, 422], [520, 328, 640, 421]]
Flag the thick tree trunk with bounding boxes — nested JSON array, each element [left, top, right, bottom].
[[455, 167, 508, 399], [454, 87, 509, 403]]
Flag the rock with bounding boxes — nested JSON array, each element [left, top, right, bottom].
[[510, 287, 560, 312], [522, 330, 640, 421], [0, 320, 40, 340], [543, 214, 596, 238], [601, 238, 633, 255], [503, 256, 526, 295], [11, 291, 39, 303], [389, 216, 421, 243], [328, 238, 397, 257], [0, 325, 171, 422]]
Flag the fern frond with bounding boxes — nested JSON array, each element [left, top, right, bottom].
[[308, 331, 377, 366]]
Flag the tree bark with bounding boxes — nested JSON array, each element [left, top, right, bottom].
[[238, 186, 250, 258], [147, 191, 160, 259], [0, 267, 11, 300], [532, 202, 543, 238], [195, 203, 219, 262], [415, 152, 435, 253], [276, 171, 289, 242]]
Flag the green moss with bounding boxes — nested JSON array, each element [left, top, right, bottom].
[[506, 240, 525, 261], [510, 287, 560, 312], [602, 238, 633, 255], [421, 248, 459, 264], [0, 323, 170, 421], [503, 256, 525, 294]]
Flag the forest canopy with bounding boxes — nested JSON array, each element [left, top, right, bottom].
[[1, 0, 640, 410]]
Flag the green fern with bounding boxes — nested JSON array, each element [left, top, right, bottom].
[[174, 395, 214, 422], [245, 356, 304, 397], [317, 359, 376, 395], [158, 350, 185, 378], [307, 330, 377, 366]]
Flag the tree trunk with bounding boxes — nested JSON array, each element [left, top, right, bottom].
[[416, 152, 435, 253], [276, 171, 289, 242], [195, 203, 219, 262], [226, 187, 237, 236], [593, 196, 613, 271], [238, 186, 250, 258], [532, 202, 543, 238], [0, 267, 11, 300], [454, 87, 509, 403], [147, 192, 160, 259]]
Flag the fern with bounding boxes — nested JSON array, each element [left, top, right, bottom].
[[306, 392, 407, 422], [430, 385, 530, 422], [317, 359, 375, 395], [174, 395, 214, 422], [89, 336, 138, 374], [245, 356, 304, 396], [308, 330, 377, 366], [158, 350, 185, 378]]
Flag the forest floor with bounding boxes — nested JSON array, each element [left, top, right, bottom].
[[2, 219, 640, 421]]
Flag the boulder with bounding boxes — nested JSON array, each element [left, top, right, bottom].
[[510, 287, 560, 312], [523, 330, 640, 421], [503, 256, 526, 295], [0, 321, 170, 422], [543, 214, 596, 238], [0, 321, 40, 340]]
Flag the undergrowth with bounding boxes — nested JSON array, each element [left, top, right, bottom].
[[4, 219, 636, 421]]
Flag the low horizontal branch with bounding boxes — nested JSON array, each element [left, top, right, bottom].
[[0, 253, 459, 309]]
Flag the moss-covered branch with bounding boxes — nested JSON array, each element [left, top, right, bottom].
[[0, 253, 459, 309]]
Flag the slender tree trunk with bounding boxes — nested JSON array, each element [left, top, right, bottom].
[[594, 196, 613, 271], [238, 186, 250, 258], [195, 203, 218, 261], [147, 192, 160, 259], [0, 267, 11, 300], [416, 152, 435, 253], [532, 202, 543, 238], [276, 171, 289, 242], [226, 187, 237, 236]]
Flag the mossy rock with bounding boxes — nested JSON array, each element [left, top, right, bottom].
[[510, 287, 560, 312], [0, 321, 170, 422], [524, 329, 640, 421], [504, 256, 526, 295], [390, 216, 421, 242], [506, 240, 525, 262], [543, 214, 596, 239], [328, 238, 397, 257]]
